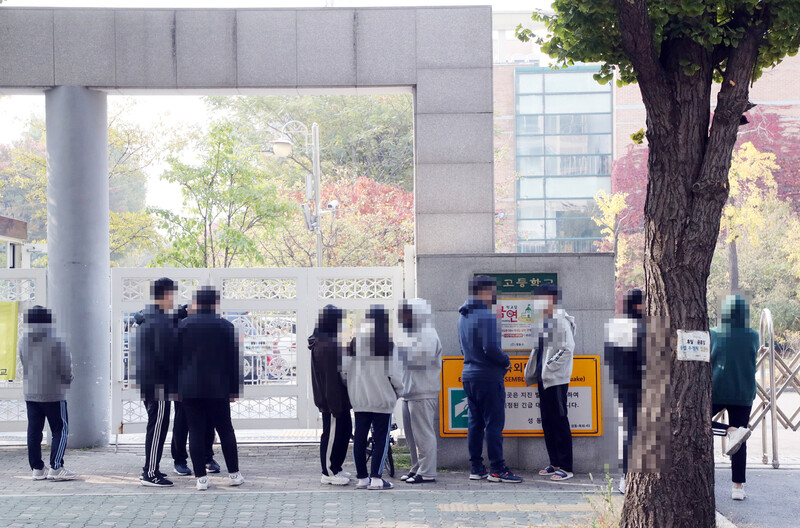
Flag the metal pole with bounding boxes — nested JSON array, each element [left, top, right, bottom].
[[312, 123, 323, 267], [766, 311, 779, 468]]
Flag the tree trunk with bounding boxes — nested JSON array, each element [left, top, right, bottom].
[[729, 238, 740, 295]]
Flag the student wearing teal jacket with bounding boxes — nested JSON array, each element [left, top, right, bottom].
[[710, 295, 758, 501]]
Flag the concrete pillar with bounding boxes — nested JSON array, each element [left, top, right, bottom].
[[46, 86, 110, 447]]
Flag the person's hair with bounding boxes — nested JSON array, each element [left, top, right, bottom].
[[151, 277, 177, 300], [623, 289, 644, 318], [534, 283, 560, 303], [366, 304, 393, 357], [194, 286, 220, 313], [24, 305, 52, 324], [469, 275, 496, 296], [317, 304, 344, 336]]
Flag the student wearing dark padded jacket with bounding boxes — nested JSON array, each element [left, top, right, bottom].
[[309, 304, 353, 486], [176, 286, 244, 491], [710, 295, 758, 501], [19, 306, 76, 481], [604, 289, 646, 494], [458, 275, 522, 484]]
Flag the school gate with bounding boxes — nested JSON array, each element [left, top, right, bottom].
[[111, 267, 404, 435]]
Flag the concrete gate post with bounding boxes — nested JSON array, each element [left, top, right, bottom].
[[45, 86, 110, 447]]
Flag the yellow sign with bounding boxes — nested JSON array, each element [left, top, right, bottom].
[[439, 355, 603, 437], [0, 302, 19, 381]]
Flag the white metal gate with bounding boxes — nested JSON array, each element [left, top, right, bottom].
[[111, 267, 404, 434], [0, 268, 47, 432]]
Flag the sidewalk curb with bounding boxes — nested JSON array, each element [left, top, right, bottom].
[[716, 511, 738, 528]]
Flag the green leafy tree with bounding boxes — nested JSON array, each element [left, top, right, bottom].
[[519, 1, 800, 526], [0, 101, 159, 264], [152, 122, 291, 268], [206, 95, 414, 191]]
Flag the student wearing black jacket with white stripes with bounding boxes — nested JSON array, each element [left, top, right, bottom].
[[309, 304, 353, 486], [132, 277, 182, 487]]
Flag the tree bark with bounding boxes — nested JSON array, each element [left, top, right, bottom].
[[614, 2, 767, 527], [729, 239, 740, 295]]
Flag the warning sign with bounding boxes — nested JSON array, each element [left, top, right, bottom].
[[439, 355, 603, 437]]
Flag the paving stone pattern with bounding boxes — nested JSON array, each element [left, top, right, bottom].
[[0, 444, 616, 528]]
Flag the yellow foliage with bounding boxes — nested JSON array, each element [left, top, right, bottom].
[[722, 142, 779, 244]]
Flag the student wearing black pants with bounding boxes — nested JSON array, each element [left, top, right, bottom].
[[177, 287, 244, 491], [342, 306, 404, 490], [604, 289, 646, 494], [712, 404, 752, 485], [352, 412, 391, 483], [26, 401, 69, 477], [309, 304, 353, 486], [710, 295, 758, 501], [171, 401, 218, 475], [525, 284, 576, 482], [181, 399, 239, 480]]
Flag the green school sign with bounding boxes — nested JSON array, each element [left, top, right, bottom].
[[477, 273, 558, 295]]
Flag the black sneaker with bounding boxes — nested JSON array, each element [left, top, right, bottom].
[[206, 459, 221, 473], [139, 470, 168, 481], [174, 463, 192, 476], [469, 468, 488, 480], [488, 468, 523, 483], [406, 474, 436, 484], [141, 474, 174, 487]]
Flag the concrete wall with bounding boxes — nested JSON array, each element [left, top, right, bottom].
[[418, 253, 618, 473]]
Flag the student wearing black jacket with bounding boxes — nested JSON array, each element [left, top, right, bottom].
[[309, 304, 353, 486], [604, 289, 646, 494], [132, 277, 181, 487], [176, 286, 244, 491]]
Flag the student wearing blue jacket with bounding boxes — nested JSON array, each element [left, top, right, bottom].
[[457, 275, 522, 483]]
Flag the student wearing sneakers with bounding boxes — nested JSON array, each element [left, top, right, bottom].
[[309, 304, 353, 486], [177, 286, 244, 491], [131, 277, 181, 487], [458, 275, 523, 484], [397, 298, 442, 485], [526, 284, 575, 482], [710, 295, 758, 501], [604, 289, 646, 494], [343, 306, 403, 491], [19, 306, 76, 481]]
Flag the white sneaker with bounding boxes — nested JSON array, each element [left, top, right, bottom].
[[321, 473, 350, 486], [618, 476, 626, 495], [196, 476, 209, 491], [725, 427, 751, 456], [32, 468, 47, 481], [732, 485, 746, 501], [337, 471, 353, 479], [47, 467, 77, 481], [355, 478, 370, 489], [229, 472, 245, 486]]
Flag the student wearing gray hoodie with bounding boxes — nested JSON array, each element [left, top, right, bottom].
[[397, 299, 442, 484], [18, 306, 75, 481], [343, 306, 404, 491], [525, 284, 576, 481]]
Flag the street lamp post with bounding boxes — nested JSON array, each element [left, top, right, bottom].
[[271, 121, 324, 267]]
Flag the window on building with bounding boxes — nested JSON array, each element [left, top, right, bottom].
[[515, 66, 613, 253]]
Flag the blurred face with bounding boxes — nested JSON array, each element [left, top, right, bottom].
[[157, 290, 176, 311], [538, 295, 556, 317], [399, 307, 413, 330], [476, 286, 497, 308]]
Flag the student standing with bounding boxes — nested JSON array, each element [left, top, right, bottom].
[[19, 306, 76, 481], [177, 287, 244, 491], [458, 275, 522, 483], [604, 289, 646, 494], [526, 284, 575, 481], [343, 306, 403, 491], [132, 277, 180, 487], [711, 295, 758, 501], [397, 299, 442, 484], [309, 304, 353, 486]]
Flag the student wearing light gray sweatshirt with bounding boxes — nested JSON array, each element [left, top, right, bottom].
[[18, 306, 76, 481], [397, 299, 442, 484], [343, 305, 403, 491]]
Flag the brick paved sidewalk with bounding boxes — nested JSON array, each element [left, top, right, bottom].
[[0, 444, 621, 528]]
